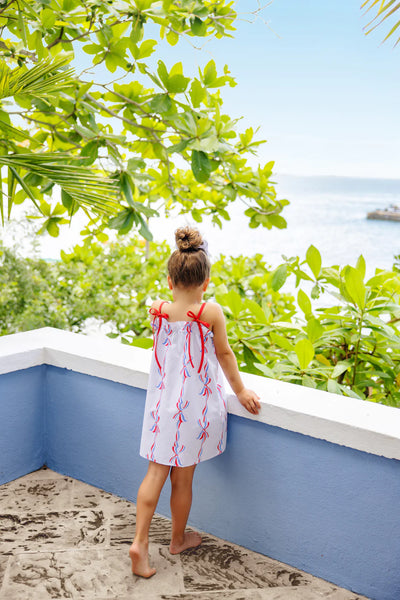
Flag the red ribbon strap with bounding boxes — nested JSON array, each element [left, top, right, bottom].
[[187, 302, 210, 374], [149, 301, 169, 371]]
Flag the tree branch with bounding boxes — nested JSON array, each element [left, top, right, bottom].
[[84, 93, 166, 136], [0, 40, 37, 61]]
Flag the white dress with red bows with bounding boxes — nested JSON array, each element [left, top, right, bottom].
[[140, 302, 227, 467]]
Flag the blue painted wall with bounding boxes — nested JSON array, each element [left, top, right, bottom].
[[189, 416, 400, 600], [1, 364, 399, 600], [45, 366, 148, 499], [0, 365, 45, 484]]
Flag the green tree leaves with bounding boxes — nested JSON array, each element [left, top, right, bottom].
[[157, 61, 190, 93], [344, 266, 366, 310], [0, 54, 74, 99], [190, 17, 207, 36], [191, 150, 211, 183], [210, 245, 400, 407], [0, 0, 287, 241], [295, 339, 315, 370], [297, 289, 312, 317], [0, 153, 120, 219], [306, 245, 321, 279], [270, 264, 287, 291]]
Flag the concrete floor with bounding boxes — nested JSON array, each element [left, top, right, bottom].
[[0, 466, 369, 600]]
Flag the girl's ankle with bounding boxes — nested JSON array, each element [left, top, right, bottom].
[[170, 535, 184, 546], [132, 537, 149, 546]]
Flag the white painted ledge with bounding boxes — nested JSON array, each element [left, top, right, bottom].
[[1, 327, 400, 461], [0, 327, 151, 391]]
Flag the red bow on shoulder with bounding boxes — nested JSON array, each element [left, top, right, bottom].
[[149, 303, 169, 371], [187, 306, 210, 374]]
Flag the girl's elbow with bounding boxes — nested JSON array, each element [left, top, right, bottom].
[[216, 347, 234, 362]]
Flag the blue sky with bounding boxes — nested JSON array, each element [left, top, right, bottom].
[[152, 0, 400, 178]]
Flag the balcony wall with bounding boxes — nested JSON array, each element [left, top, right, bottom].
[[0, 327, 399, 600]]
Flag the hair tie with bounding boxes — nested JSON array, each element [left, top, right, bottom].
[[198, 240, 209, 255]]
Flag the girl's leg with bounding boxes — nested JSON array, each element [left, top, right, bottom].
[[169, 464, 202, 554], [129, 461, 170, 577]]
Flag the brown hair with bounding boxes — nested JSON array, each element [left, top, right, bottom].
[[167, 227, 210, 287]]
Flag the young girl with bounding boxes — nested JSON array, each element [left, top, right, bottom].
[[129, 226, 261, 578]]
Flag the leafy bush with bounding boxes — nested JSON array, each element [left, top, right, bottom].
[[221, 247, 400, 407], [1, 238, 400, 407], [0, 244, 68, 334], [0, 237, 170, 337]]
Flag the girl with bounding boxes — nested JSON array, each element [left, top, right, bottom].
[[129, 226, 261, 578]]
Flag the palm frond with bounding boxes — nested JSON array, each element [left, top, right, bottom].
[[0, 168, 3, 226], [7, 166, 17, 219], [362, 0, 393, 12], [362, 0, 400, 45], [0, 119, 40, 146], [382, 17, 400, 42], [0, 54, 75, 100], [0, 152, 121, 217]]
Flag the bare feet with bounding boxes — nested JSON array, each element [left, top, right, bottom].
[[129, 541, 156, 578], [169, 531, 202, 555]]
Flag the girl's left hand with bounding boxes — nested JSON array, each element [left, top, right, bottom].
[[237, 388, 261, 415]]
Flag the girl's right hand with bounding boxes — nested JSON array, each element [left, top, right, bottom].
[[237, 388, 261, 415]]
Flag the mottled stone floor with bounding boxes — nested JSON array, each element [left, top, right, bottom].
[[0, 467, 369, 600]]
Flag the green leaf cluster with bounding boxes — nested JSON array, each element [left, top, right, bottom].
[[251, 247, 400, 407], [0, 235, 170, 339], [0, 0, 287, 240]]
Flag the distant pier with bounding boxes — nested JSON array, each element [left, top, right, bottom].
[[367, 205, 400, 222]]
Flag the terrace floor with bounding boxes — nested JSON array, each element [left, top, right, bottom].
[[0, 467, 369, 600]]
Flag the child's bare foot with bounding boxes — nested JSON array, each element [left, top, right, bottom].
[[129, 541, 156, 578], [169, 531, 202, 554]]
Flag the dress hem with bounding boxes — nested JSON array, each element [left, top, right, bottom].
[[139, 448, 226, 467]]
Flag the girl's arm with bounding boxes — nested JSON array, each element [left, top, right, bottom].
[[208, 303, 261, 415]]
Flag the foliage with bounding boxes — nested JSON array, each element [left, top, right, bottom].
[[0, 235, 170, 337], [0, 54, 121, 227], [0, 242, 68, 333], [2, 237, 400, 407], [362, 0, 400, 46], [230, 247, 400, 408], [58, 237, 171, 338], [209, 252, 297, 373], [0, 0, 287, 241]]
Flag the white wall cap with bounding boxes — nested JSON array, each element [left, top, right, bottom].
[[0, 327, 151, 389], [1, 327, 399, 460]]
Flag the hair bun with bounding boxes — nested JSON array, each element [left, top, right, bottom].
[[175, 226, 203, 252]]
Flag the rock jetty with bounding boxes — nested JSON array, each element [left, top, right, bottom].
[[367, 204, 400, 221]]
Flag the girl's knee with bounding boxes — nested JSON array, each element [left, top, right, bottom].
[[147, 462, 170, 483], [170, 465, 196, 487]]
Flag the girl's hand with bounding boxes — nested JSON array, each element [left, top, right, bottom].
[[237, 388, 261, 415]]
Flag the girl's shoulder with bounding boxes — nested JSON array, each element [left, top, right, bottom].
[[149, 299, 170, 321], [202, 300, 222, 315], [150, 299, 170, 311], [202, 301, 224, 327]]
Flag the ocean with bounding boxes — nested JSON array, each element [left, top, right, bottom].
[[150, 174, 400, 278]]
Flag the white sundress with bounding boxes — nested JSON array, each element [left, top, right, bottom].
[[140, 301, 227, 467]]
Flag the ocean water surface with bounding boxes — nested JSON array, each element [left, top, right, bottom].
[[150, 174, 400, 277]]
